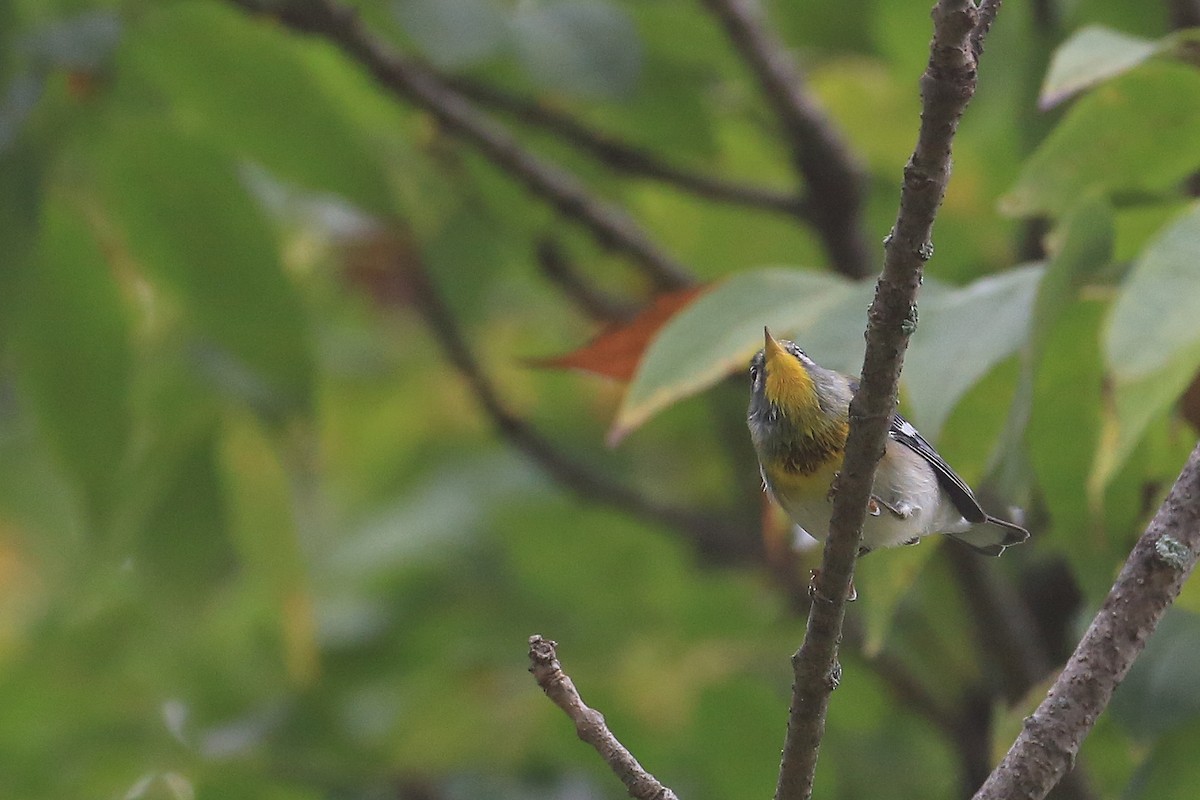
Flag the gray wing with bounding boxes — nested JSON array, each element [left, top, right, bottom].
[[887, 413, 988, 524]]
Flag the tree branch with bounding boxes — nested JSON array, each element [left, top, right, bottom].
[[227, 0, 694, 292], [528, 635, 680, 800], [700, 0, 872, 279], [973, 440, 1200, 800], [774, 3, 994, 799], [388, 246, 752, 563], [1167, 0, 1200, 29], [444, 74, 810, 219]]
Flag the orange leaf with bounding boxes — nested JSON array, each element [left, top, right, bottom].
[[533, 286, 707, 382]]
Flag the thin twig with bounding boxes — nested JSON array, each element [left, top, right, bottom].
[[445, 75, 810, 219], [528, 636, 680, 800], [971, 0, 1004, 57], [774, 3, 994, 799], [973, 440, 1200, 800], [228, 0, 694, 292], [700, 0, 872, 279]]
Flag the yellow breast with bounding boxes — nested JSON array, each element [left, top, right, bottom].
[[763, 451, 843, 498]]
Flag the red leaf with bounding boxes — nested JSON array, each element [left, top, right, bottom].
[[533, 286, 707, 382]]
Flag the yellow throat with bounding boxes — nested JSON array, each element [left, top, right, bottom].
[[763, 328, 820, 421]]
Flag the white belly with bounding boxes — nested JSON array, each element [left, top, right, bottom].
[[767, 441, 969, 552]]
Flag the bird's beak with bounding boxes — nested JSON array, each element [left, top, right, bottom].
[[762, 326, 810, 406], [763, 326, 788, 364]]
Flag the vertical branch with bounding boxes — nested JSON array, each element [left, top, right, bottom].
[[774, 3, 995, 799]]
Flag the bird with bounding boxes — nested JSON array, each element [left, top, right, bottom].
[[747, 327, 1028, 572]]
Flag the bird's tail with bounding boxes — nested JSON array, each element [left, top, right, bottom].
[[946, 516, 1030, 557]]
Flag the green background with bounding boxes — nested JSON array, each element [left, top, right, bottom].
[[3, 1, 1200, 798]]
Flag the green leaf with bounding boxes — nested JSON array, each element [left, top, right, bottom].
[[1003, 63, 1200, 217], [903, 265, 1042, 439], [614, 266, 1042, 443], [610, 268, 868, 442], [1028, 300, 1112, 593], [0, 142, 42, 330], [393, 0, 508, 69], [12, 199, 131, 525], [219, 412, 317, 687], [990, 198, 1112, 479], [123, 3, 398, 217], [134, 430, 238, 600], [1039, 26, 1159, 110], [510, 0, 643, 99], [1107, 202, 1200, 379], [1095, 201, 1200, 490], [90, 121, 313, 415]]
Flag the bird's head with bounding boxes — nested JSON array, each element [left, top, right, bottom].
[[748, 327, 849, 451]]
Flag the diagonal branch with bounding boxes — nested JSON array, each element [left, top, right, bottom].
[[528, 636, 680, 800], [774, 3, 995, 799], [400, 255, 748, 560], [444, 74, 811, 219], [700, 0, 872, 279], [973, 440, 1200, 800], [227, 0, 694, 292]]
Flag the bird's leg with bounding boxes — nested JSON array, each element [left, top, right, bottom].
[[871, 495, 916, 519]]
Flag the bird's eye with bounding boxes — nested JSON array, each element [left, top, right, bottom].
[[749, 365, 760, 384]]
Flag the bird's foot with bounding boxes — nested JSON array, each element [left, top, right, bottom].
[[825, 472, 842, 503], [871, 495, 916, 520]]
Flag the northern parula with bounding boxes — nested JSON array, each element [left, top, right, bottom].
[[747, 327, 1029, 558]]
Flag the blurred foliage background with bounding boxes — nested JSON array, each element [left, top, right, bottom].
[[4, 0, 1200, 798]]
